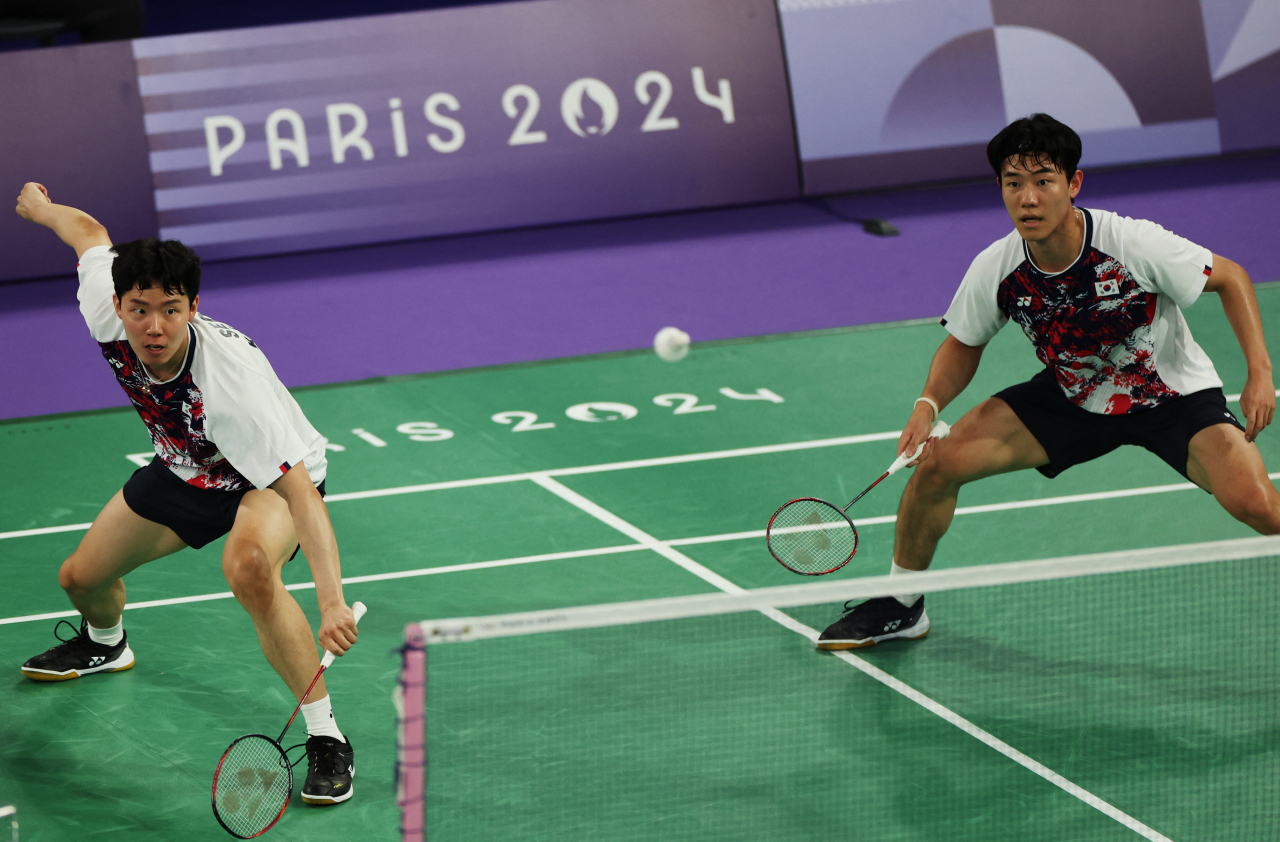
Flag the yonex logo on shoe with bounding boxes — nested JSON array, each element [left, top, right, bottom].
[[885, 620, 900, 631], [89, 656, 105, 666]]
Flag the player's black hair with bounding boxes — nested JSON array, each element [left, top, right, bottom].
[[110, 238, 201, 304], [987, 114, 1082, 181]]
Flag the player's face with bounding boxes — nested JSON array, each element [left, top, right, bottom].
[[999, 156, 1083, 242], [113, 284, 200, 375]]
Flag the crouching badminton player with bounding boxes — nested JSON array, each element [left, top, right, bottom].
[[15, 182, 359, 806]]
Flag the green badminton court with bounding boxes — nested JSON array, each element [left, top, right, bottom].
[[1, 286, 1278, 842]]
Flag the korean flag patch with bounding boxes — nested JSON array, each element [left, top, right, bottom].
[[1094, 279, 1119, 297]]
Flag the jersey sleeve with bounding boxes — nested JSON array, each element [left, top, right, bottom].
[[1120, 217, 1213, 309], [940, 245, 1009, 347], [76, 245, 126, 343], [202, 366, 313, 491]]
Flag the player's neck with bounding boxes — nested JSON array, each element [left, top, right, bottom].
[[1026, 207, 1085, 275], [142, 330, 190, 382]]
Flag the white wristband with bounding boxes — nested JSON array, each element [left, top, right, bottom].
[[914, 396, 939, 420]]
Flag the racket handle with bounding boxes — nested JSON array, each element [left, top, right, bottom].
[[320, 601, 367, 669], [886, 420, 951, 476]]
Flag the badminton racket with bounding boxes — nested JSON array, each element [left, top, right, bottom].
[[211, 601, 367, 838], [766, 421, 950, 575]]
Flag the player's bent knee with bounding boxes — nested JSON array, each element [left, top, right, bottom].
[[912, 440, 979, 492], [223, 546, 277, 608], [58, 552, 108, 595], [1220, 487, 1280, 535]]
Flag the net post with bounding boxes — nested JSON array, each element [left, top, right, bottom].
[[397, 623, 427, 842]]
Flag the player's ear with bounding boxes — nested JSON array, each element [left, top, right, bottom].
[[112, 293, 122, 316], [189, 293, 199, 317], [1069, 168, 1083, 198]]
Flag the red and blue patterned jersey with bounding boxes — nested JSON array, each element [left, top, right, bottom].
[[78, 246, 328, 491], [942, 208, 1220, 414]]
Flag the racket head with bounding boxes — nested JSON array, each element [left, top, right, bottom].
[[766, 497, 859, 575], [212, 734, 294, 839]]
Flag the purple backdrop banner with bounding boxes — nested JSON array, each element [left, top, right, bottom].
[[781, 0, 1280, 195], [0, 42, 157, 283], [134, 0, 800, 260]]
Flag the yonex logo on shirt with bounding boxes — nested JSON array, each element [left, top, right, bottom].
[[1017, 296, 1032, 306]]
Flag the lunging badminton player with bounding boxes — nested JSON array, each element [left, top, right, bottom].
[[15, 182, 359, 805], [819, 114, 1279, 649]]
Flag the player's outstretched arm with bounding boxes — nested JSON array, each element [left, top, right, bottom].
[[1205, 255, 1275, 442], [14, 182, 111, 257], [270, 462, 358, 656], [901, 335, 987, 464]]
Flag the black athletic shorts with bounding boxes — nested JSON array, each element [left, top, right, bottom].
[[994, 368, 1245, 482], [122, 458, 327, 553]]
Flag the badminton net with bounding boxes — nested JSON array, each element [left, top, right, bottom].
[[397, 536, 1280, 842]]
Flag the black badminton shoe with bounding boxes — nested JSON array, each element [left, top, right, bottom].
[[21, 618, 135, 681], [302, 735, 355, 805], [817, 596, 929, 650]]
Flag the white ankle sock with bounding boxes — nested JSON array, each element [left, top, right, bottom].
[[889, 560, 923, 608], [302, 695, 346, 742], [87, 619, 123, 647]]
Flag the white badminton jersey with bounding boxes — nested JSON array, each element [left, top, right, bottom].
[[77, 245, 327, 491], [941, 208, 1221, 414]]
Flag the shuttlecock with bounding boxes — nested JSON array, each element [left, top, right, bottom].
[[653, 327, 690, 362]]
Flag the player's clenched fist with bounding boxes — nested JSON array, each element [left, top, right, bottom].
[[15, 182, 51, 221], [319, 604, 359, 657]]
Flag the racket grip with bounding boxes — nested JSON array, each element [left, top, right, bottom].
[[320, 601, 367, 669], [886, 419, 951, 476]]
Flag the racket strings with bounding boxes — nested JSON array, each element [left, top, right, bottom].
[[214, 736, 293, 838], [767, 499, 858, 575]]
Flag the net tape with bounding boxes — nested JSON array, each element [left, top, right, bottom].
[[420, 536, 1280, 643]]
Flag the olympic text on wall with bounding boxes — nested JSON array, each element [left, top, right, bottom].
[[133, 0, 799, 260]]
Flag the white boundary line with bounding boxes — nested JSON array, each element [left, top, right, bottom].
[[829, 650, 1174, 841], [523, 475, 1179, 842], [1224, 388, 1280, 402], [3, 474, 1278, 626], [0, 431, 901, 540], [4, 420, 1275, 542]]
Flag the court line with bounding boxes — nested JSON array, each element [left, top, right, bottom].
[[4, 471, 1279, 626], [0, 544, 648, 627], [0, 430, 902, 540], [5, 417, 1276, 541], [1224, 389, 1280, 402], [3, 383, 1273, 542], [524, 473, 1175, 841]]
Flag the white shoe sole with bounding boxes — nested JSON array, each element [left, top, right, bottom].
[[21, 645, 135, 681]]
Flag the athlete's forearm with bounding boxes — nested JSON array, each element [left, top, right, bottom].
[[921, 335, 987, 411], [293, 498, 345, 611], [273, 465, 345, 611], [16, 184, 111, 257], [1208, 256, 1273, 379]]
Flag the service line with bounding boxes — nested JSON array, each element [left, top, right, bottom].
[[5, 425, 1276, 541]]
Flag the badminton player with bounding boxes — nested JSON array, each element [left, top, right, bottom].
[[15, 182, 359, 805], [819, 114, 1279, 649]]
